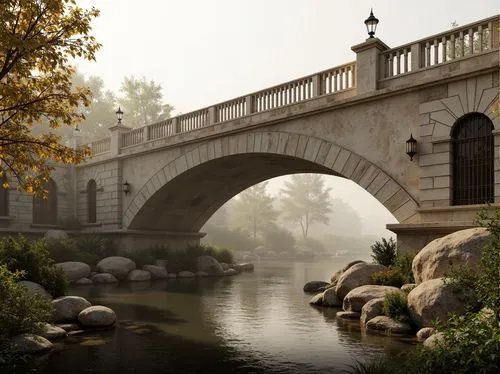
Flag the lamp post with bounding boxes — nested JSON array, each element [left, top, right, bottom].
[[364, 9, 379, 39], [406, 134, 417, 161], [116, 107, 124, 125]]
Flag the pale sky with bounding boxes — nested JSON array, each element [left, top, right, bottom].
[[76, 1, 498, 236]]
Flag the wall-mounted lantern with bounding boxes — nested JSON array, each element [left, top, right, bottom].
[[364, 9, 379, 39], [406, 133, 417, 161], [123, 181, 130, 194], [116, 107, 124, 125]]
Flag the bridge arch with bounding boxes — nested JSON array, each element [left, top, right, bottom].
[[123, 131, 418, 231]]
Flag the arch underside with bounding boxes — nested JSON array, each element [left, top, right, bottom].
[[124, 132, 419, 231]]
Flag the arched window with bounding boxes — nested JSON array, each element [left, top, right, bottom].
[[0, 175, 8, 216], [87, 179, 97, 223], [33, 178, 58, 225], [452, 113, 494, 205]]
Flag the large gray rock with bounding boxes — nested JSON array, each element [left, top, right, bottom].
[[239, 263, 254, 272], [412, 228, 490, 284], [39, 323, 67, 340], [97, 256, 136, 280], [143, 265, 168, 279], [366, 316, 412, 334], [407, 278, 477, 328], [423, 332, 445, 348], [11, 334, 53, 353], [52, 296, 92, 322], [17, 280, 52, 300], [416, 327, 435, 340], [91, 273, 118, 284], [196, 256, 224, 275], [329, 260, 365, 284], [55, 262, 91, 282], [75, 277, 93, 285], [322, 288, 342, 307], [178, 271, 195, 278], [303, 281, 329, 294], [336, 311, 360, 320], [78, 306, 116, 327], [360, 297, 384, 325], [309, 293, 323, 306], [126, 269, 151, 282], [401, 283, 417, 293], [44, 230, 68, 240], [343, 285, 404, 313], [335, 263, 387, 300]]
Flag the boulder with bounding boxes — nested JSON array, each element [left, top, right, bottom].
[[39, 323, 67, 340], [11, 334, 53, 353], [303, 281, 329, 294], [96, 256, 136, 280], [330, 260, 366, 284], [55, 262, 91, 282], [167, 273, 177, 279], [196, 256, 224, 275], [224, 269, 238, 276], [75, 277, 93, 285], [423, 332, 445, 348], [56, 323, 80, 332], [343, 285, 404, 313], [412, 228, 490, 284], [239, 263, 254, 272], [360, 297, 384, 325], [126, 270, 151, 282], [309, 293, 323, 306], [143, 265, 168, 279], [366, 316, 412, 334], [322, 288, 342, 307], [336, 311, 361, 320], [44, 230, 68, 240], [195, 271, 208, 277], [178, 271, 195, 278], [52, 296, 92, 322], [401, 283, 417, 293], [407, 278, 477, 328], [219, 262, 231, 271], [230, 264, 243, 273], [78, 306, 116, 327], [17, 280, 52, 300], [416, 327, 435, 340], [335, 263, 387, 300], [91, 273, 118, 284]]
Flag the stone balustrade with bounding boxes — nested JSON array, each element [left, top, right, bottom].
[[89, 137, 110, 155], [121, 127, 144, 148], [380, 15, 498, 78]]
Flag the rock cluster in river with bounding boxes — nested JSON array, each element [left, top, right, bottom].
[[305, 227, 490, 344], [10, 294, 117, 355], [55, 255, 254, 285]]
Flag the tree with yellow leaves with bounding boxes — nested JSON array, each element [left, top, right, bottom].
[[0, 0, 101, 196]]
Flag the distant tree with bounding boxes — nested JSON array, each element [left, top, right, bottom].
[[0, 0, 100, 195], [262, 224, 296, 253], [118, 76, 174, 127], [280, 174, 332, 239], [232, 182, 278, 241]]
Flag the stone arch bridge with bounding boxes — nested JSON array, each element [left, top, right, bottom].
[[1, 15, 498, 252]]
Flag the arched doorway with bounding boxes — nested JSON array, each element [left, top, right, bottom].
[[33, 178, 58, 225]]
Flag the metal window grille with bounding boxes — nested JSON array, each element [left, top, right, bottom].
[[452, 113, 494, 205], [87, 180, 97, 224]]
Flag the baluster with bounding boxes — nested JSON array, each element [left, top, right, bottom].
[[387, 53, 393, 76], [334, 71, 338, 92], [450, 34, 456, 60], [441, 36, 447, 63], [395, 51, 401, 75], [351, 64, 356, 87], [433, 39, 439, 64], [468, 28, 474, 54], [459, 31, 464, 57], [487, 22, 492, 49], [477, 25, 483, 52], [403, 49, 408, 73]]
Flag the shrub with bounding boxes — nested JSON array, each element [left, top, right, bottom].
[[0, 235, 66, 297], [372, 269, 404, 287], [382, 292, 410, 323], [392, 252, 416, 284], [0, 266, 52, 338], [262, 226, 296, 253], [203, 245, 234, 264], [370, 237, 397, 267]]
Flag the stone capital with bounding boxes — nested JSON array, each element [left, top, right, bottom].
[[351, 38, 390, 54]]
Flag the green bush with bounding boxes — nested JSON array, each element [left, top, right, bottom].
[[370, 237, 397, 267], [0, 266, 52, 338], [203, 245, 234, 264], [46, 234, 116, 265], [372, 269, 404, 287], [0, 235, 66, 297], [392, 252, 416, 284], [382, 292, 410, 323]]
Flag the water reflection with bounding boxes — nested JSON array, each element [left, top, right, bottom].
[[21, 258, 414, 374]]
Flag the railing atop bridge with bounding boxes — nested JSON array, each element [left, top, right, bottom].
[[86, 14, 498, 156]]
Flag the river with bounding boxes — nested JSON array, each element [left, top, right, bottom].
[[20, 257, 415, 374]]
